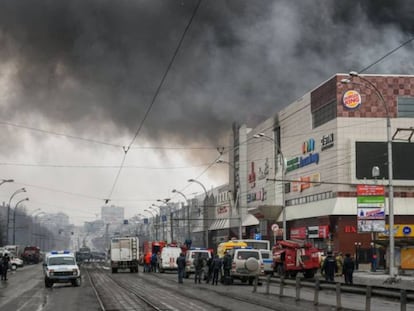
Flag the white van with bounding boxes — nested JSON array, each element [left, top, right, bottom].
[[158, 246, 182, 273]]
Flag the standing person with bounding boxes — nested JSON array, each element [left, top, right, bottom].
[[371, 253, 377, 272], [193, 253, 204, 284], [144, 252, 151, 273], [335, 252, 344, 276], [222, 251, 232, 284], [150, 252, 158, 273], [211, 254, 222, 286], [205, 255, 213, 284], [1, 253, 10, 281], [176, 252, 186, 284], [342, 253, 355, 285], [321, 251, 337, 282]]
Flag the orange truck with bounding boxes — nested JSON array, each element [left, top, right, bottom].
[[272, 239, 320, 278]]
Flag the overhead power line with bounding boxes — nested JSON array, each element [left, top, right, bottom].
[[105, 0, 203, 203]]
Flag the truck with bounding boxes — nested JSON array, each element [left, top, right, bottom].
[[272, 240, 320, 278], [110, 236, 139, 273], [21, 246, 41, 264]]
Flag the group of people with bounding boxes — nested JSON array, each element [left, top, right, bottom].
[[176, 251, 232, 285], [0, 253, 10, 281], [321, 251, 355, 285], [142, 252, 160, 273]]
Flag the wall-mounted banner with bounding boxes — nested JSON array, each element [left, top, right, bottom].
[[357, 220, 385, 233], [357, 184, 385, 232], [321, 133, 334, 151]]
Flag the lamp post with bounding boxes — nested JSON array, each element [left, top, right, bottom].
[[172, 189, 191, 244], [144, 209, 158, 240], [0, 179, 14, 186], [253, 132, 287, 240], [13, 197, 29, 244], [7, 187, 26, 244], [188, 178, 209, 247], [354, 242, 361, 270], [342, 72, 396, 277]]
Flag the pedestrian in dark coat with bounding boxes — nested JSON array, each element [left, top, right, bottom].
[[176, 252, 186, 284], [1, 254, 10, 281], [150, 252, 158, 273], [205, 256, 213, 283], [211, 255, 222, 286], [342, 253, 355, 285], [322, 251, 337, 282], [193, 253, 204, 284], [222, 251, 232, 283]]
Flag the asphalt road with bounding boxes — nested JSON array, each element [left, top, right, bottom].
[[0, 264, 100, 311]]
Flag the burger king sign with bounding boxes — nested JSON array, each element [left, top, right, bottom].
[[342, 90, 362, 110]]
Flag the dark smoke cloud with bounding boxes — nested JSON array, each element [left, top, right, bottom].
[[0, 0, 413, 153]]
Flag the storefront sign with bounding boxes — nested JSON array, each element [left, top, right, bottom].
[[378, 225, 414, 238], [287, 138, 319, 172], [290, 225, 329, 239], [290, 227, 307, 239], [247, 188, 267, 203], [321, 133, 334, 151], [291, 173, 321, 192], [342, 90, 362, 110], [217, 205, 229, 216]]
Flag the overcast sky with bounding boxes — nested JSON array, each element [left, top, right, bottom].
[[0, 0, 413, 225]]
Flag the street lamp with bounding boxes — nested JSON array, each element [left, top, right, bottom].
[[13, 197, 29, 244], [354, 242, 362, 270], [253, 132, 287, 240], [172, 189, 191, 244], [188, 178, 209, 247], [144, 209, 158, 240], [0, 179, 14, 186], [7, 187, 26, 244], [342, 72, 396, 277]]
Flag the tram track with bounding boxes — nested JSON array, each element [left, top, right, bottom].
[[85, 263, 322, 311]]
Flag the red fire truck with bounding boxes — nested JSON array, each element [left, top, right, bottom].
[[272, 240, 320, 278]]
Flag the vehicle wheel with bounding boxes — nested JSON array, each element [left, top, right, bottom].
[[159, 267, 164, 273], [303, 269, 315, 278], [289, 271, 298, 278], [184, 272, 190, 278], [11, 264, 17, 271], [112, 268, 118, 273], [245, 258, 259, 272], [248, 277, 255, 285], [72, 277, 81, 287], [45, 278, 53, 288]]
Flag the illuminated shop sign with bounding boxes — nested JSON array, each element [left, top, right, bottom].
[[342, 90, 362, 110], [321, 133, 334, 151], [286, 138, 319, 172]]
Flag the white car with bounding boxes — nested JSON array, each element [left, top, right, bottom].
[[228, 247, 263, 285], [43, 251, 81, 288], [10, 256, 24, 270]]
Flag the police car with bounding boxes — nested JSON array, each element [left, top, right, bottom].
[[43, 251, 81, 288]]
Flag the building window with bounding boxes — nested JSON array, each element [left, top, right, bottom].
[[398, 97, 414, 117], [312, 100, 336, 128]]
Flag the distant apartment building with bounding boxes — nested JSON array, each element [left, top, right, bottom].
[[101, 205, 124, 225]]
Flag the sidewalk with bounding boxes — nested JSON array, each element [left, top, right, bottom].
[[352, 270, 414, 290]]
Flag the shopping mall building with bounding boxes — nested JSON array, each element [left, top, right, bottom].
[[224, 73, 414, 270]]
